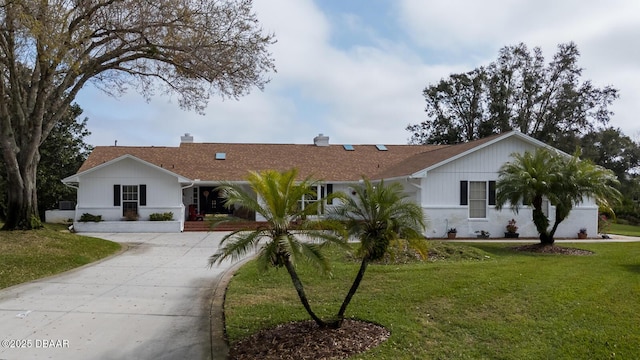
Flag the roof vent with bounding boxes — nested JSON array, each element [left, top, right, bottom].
[[343, 144, 354, 151], [215, 152, 226, 160], [375, 144, 388, 151], [181, 133, 194, 143], [313, 133, 329, 147]]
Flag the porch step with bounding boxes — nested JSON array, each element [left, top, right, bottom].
[[183, 220, 268, 232]]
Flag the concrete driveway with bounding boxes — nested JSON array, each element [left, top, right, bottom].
[[0, 232, 239, 360]]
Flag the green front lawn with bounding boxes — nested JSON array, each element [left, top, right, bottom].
[[0, 223, 121, 289], [607, 223, 640, 237], [225, 242, 640, 359]]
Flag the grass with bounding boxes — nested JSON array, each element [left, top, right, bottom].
[[607, 222, 640, 237], [0, 223, 121, 289], [224, 241, 640, 359]]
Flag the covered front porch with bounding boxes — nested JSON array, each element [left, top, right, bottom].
[[184, 184, 255, 222]]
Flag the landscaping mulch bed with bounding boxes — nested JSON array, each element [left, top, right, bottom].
[[511, 243, 594, 255], [228, 319, 390, 360]]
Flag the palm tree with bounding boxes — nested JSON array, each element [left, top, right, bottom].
[[209, 168, 344, 328], [552, 153, 621, 237], [496, 148, 620, 245], [329, 178, 426, 326]]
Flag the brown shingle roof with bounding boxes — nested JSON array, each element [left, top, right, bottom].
[[77, 133, 509, 182]]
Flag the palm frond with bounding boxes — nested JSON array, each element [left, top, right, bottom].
[[209, 229, 268, 267], [329, 177, 426, 261]]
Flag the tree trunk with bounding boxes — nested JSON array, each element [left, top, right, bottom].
[[335, 258, 369, 326], [544, 226, 558, 245], [539, 232, 554, 245], [283, 257, 327, 328], [2, 148, 42, 230], [532, 195, 553, 245]]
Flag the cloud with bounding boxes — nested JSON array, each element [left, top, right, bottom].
[[76, 0, 640, 148], [247, 0, 460, 144], [397, 0, 640, 136]]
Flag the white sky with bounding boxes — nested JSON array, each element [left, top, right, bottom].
[[75, 0, 640, 147]]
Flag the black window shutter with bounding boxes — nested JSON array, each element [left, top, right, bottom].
[[113, 185, 121, 206], [140, 185, 147, 206], [460, 181, 468, 205], [327, 184, 333, 205], [488, 181, 496, 205]]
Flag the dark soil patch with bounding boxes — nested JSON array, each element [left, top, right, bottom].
[[511, 243, 594, 255], [228, 319, 390, 360]]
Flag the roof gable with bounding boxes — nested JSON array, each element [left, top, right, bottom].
[[416, 131, 538, 175], [64, 154, 192, 183], [374, 131, 555, 179]]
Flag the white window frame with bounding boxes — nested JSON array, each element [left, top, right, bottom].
[[122, 185, 139, 216], [298, 184, 332, 215], [469, 181, 487, 219]]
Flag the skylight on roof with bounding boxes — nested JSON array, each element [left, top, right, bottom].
[[215, 152, 226, 160], [376, 144, 388, 151], [343, 144, 354, 151]]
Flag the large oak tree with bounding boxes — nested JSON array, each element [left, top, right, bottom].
[[407, 42, 618, 152], [0, 0, 275, 229], [0, 103, 90, 220]]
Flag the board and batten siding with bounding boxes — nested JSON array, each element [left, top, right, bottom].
[[422, 136, 538, 206], [76, 157, 184, 222], [417, 136, 598, 239]]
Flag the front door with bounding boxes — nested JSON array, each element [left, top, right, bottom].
[[199, 187, 231, 215]]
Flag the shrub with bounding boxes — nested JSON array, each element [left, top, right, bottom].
[[617, 214, 640, 226], [149, 212, 174, 221], [79, 213, 102, 222], [598, 214, 611, 233]]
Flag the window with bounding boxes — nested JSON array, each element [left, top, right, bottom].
[[541, 198, 549, 218], [523, 196, 550, 216], [192, 187, 199, 208], [298, 184, 333, 214], [122, 185, 138, 216], [323, 184, 333, 205], [469, 181, 486, 218], [114, 184, 146, 216], [461, 180, 497, 219]]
